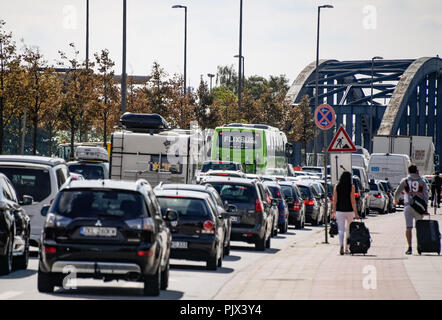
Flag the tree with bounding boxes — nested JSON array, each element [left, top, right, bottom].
[[145, 61, 169, 116], [94, 49, 119, 146], [285, 94, 317, 164], [194, 77, 214, 129], [216, 65, 238, 94], [166, 74, 196, 129]]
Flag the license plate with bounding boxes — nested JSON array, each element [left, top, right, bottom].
[[230, 215, 241, 223], [80, 227, 117, 237], [171, 241, 188, 249]]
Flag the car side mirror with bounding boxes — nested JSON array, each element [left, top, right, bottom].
[[21, 195, 33, 206], [41, 205, 50, 217], [227, 204, 237, 213], [164, 209, 178, 222]]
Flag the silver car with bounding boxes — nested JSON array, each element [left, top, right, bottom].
[[368, 180, 389, 214]]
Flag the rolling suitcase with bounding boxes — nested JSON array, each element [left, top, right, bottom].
[[416, 216, 441, 255], [349, 220, 371, 255]]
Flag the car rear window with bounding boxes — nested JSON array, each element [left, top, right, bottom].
[[51, 189, 148, 219], [0, 167, 51, 202], [280, 185, 293, 198], [157, 197, 209, 218], [267, 186, 283, 199], [297, 185, 312, 199], [68, 164, 105, 180], [210, 183, 256, 203], [201, 162, 239, 172], [369, 183, 379, 191]]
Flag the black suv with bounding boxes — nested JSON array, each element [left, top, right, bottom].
[[0, 173, 32, 275], [200, 176, 275, 251], [38, 179, 177, 296]]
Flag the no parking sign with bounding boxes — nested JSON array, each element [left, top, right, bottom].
[[314, 104, 335, 130]]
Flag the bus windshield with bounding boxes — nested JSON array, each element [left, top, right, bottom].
[[218, 131, 261, 149]]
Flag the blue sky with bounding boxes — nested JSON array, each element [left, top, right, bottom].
[[2, 0, 441, 90]]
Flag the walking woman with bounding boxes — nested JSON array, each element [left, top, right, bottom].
[[331, 171, 360, 255]]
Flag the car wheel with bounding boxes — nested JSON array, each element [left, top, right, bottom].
[[160, 260, 169, 290], [255, 234, 266, 251], [272, 222, 278, 237], [265, 234, 271, 249], [14, 237, 29, 270], [206, 249, 218, 270], [224, 242, 231, 256], [217, 247, 223, 268], [144, 267, 161, 296], [295, 220, 302, 229], [0, 235, 13, 275], [37, 268, 55, 293]]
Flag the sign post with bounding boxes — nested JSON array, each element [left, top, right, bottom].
[[314, 104, 336, 244]]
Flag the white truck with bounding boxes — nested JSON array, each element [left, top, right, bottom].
[[372, 135, 435, 176], [110, 113, 209, 186]]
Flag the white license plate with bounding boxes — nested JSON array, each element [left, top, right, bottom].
[[171, 241, 188, 249], [230, 215, 241, 223], [80, 227, 117, 237]]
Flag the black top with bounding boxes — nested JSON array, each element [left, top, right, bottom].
[[336, 184, 353, 212]]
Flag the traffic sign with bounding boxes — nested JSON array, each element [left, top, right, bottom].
[[314, 104, 335, 130], [328, 125, 357, 152]]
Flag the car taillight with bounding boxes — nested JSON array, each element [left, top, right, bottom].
[[374, 193, 382, 198], [293, 200, 301, 211], [329, 196, 334, 201], [354, 192, 360, 199], [255, 199, 263, 212], [44, 246, 56, 254], [137, 250, 153, 257], [401, 191, 404, 195], [202, 220, 215, 234], [304, 198, 315, 206]]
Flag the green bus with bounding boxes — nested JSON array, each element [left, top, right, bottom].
[[210, 123, 292, 175]]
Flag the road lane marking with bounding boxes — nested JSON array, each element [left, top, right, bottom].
[[0, 291, 23, 300]]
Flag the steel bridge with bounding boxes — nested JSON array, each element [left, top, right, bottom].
[[286, 57, 442, 170]]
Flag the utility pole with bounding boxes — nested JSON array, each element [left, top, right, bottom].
[[121, 0, 127, 114]]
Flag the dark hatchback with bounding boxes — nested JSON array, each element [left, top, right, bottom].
[[201, 177, 274, 251], [154, 189, 225, 270], [278, 182, 306, 229], [263, 182, 289, 233], [38, 179, 176, 296], [295, 182, 322, 226]]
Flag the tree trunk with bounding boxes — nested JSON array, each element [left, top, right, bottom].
[[32, 115, 38, 155], [70, 120, 75, 161]]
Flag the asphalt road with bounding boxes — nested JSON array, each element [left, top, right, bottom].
[[0, 224, 326, 300]]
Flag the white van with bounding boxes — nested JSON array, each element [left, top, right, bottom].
[[352, 166, 369, 190], [0, 156, 69, 246], [368, 153, 411, 189]]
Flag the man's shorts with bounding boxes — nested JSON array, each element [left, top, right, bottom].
[[404, 205, 423, 229]]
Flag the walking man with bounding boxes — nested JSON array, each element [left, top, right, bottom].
[[394, 164, 429, 255], [433, 172, 441, 208]]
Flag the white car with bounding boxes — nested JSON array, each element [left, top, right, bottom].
[[0, 156, 69, 246], [368, 180, 389, 214]]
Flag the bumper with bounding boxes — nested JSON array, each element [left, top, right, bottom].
[[288, 210, 302, 224], [170, 235, 216, 261], [305, 206, 319, 222], [230, 225, 264, 243], [39, 241, 158, 276], [369, 198, 384, 210]]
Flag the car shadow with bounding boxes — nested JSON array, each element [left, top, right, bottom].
[[170, 264, 234, 274], [53, 286, 185, 300], [0, 268, 37, 279], [230, 245, 280, 254], [223, 255, 241, 262]]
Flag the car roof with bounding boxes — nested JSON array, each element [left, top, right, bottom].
[[203, 160, 240, 164], [61, 179, 150, 192], [68, 161, 108, 166], [0, 155, 65, 167], [263, 181, 281, 188], [157, 183, 215, 192], [154, 189, 212, 200], [201, 176, 254, 185]]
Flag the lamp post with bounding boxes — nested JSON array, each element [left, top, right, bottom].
[[207, 73, 215, 92], [370, 56, 383, 153], [234, 54, 245, 84], [172, 5, 187, 95], [86, 0, 89, 69], [121, 0, 127, 114], [315, 4, 333, 244], [314, 4, 334, 166], [238, 0, 243, 112]]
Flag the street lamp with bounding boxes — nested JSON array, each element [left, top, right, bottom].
[[121, 0, 127, 114], [234, 54, 245, 84], [207, 73, 215, 92], [238, 0, 243, 112], [172, 5, 188, 95], [315, 4, 333, 245], [370, 56, 383, 153], [314, 4, 334, 165]]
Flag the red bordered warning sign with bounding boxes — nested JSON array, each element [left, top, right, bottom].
[[327, 125, 357, 152]]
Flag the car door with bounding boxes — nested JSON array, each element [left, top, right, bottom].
[[206, 198, 224, 256], [256, 183, 271, 238], [147, 191, 170, 268]]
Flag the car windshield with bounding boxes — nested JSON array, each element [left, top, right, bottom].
[[51, 189, 148, 219], [157, 197, 209, 218], [68, 164, 105, 180], [0, 167, 51, 202], [210, 183, 256, 203], [201, 162, 238, 172]]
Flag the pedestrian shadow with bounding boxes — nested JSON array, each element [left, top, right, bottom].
[[170, 264, 234, 274], [52, 287, 184, 300]]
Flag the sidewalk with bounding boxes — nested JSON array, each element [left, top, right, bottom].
[[214, 206, 442, 300]]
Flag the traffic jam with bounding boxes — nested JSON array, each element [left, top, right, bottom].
[[0, 113, 438, 297]]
